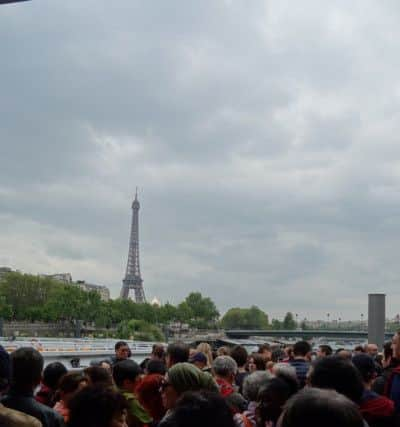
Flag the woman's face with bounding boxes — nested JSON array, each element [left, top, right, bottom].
[[111, 409, 128, 427], [160, 374, 179, 410], [248, 358, 257, 373]]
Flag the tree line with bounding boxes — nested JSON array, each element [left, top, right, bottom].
[[0, 271, 299, 335]]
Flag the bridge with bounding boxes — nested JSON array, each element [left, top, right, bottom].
[[225, 329, 395, 340]]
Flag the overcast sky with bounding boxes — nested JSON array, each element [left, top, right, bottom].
[[2, 1, 400, 320]]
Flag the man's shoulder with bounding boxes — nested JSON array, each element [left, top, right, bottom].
[[0, 403, 42, 427]]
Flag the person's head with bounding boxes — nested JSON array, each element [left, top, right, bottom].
[[309, 356, 364, 404], [242, 370, 272, 402], [293, 341, 311, 359], [352, 354, 376, 386], [152, 344, 165, 361], [162, 391, 235, 427], [161, 362, 218, 410], [257, 377, 296, 425], [189, 352, 208, 370], [212, 356, 237, 383], [136, 374, 165, 422], [42, 361, 68, 390], [258, 344, 272, 361], [68, 386, 128, 427], [57, 372, 88, 404], [0, 345, 10, 393], [353, 345, 365, 355], [112, 360, 141, 392], [284, 346, 293, 360], [248, 353, 266, 372], [336, 349, 352, 360], [10, 347, 43, 391], [278, 388, 364, 427], [196, 343, 213, 367], [317, 345, 332, 358], [166, 343, 190, 368], [115, 341, 130, 361], [147, 359, 167, 375], [271, 364, 299, 395], [225, 392, 248, 414], [383, 341, 393, 367], [84, 366, 114, 387], [217, 346, 231, 357], [365, 343, 379, 358], [99, 360, 112, 372], [230, 345, 248, 369]]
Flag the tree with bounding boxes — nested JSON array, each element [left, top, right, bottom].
[[221, 306, 268, 329], [184, 292, 219, 323], [116, 319, 164, 341], [283, 312, 296, 330]]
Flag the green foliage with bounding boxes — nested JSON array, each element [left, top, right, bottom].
[[283, 312, 297, 330], [221, 306, 269, 329], [0, 272, 222, 338], [116, 319, 164, 341]]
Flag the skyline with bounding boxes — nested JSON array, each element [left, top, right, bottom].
[[2, 1, 400, 319]]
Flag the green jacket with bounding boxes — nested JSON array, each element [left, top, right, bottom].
[[120, 390, 152, 427]]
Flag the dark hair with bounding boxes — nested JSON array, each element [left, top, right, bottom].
[[112, 359, 141, 387], [352, 354, 376, 383], [258, 344, 271, 353], [319, 345, 333, 356], [115, 341, 128, 351], [280, 388, 364, 427], [163, 391, 235, 427], [42, 362, 68, 390], [84, 366, 113, 387], [383, 341, 393, 361], [58, 372, 87, 394], [354, 345, 365, 353], [167, 343, 189, 364], [0, 345, 10, 391], [249, 353, 266, 371], [68, 386, 127, 427], [309, 356, 364, 403], [152, 344, 165, 359], [230, 346, 248, 368], [147, 359, 167, 375], [11, 347, 43, 389], [257, 377, 296, 425], [293, 341, 311, 357]]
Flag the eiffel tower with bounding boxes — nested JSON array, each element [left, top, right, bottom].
[[120, 189, 146, 302]]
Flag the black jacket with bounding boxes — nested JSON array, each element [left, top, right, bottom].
[[1, 389, 64, 427]]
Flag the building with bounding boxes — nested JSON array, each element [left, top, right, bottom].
[[0, 266, 13, 280], [46, 273, 73, 284], [76, 280, 110, 301]]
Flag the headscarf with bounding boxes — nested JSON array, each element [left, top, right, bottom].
[[168, 363, 218, 394]]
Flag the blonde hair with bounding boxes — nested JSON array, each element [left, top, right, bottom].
[[196, 342, 213, 368]]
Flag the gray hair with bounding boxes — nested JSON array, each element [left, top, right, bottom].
[[242, 370, 273, 401], [212, 356, 238, 377], [272, 363, 297, 382]]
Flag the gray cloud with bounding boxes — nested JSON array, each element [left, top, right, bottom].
[[2, 0, 400, 320]]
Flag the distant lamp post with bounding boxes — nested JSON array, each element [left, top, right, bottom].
[[295, 313, 298, 329], [361, 313, 364, 331], [338, 317, 341, 329], [326, 313, 330, 329]]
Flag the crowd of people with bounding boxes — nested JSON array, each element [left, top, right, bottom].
[[1, 334, 400, 427]]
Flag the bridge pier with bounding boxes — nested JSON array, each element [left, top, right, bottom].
[[368, 293, 386, 350]]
